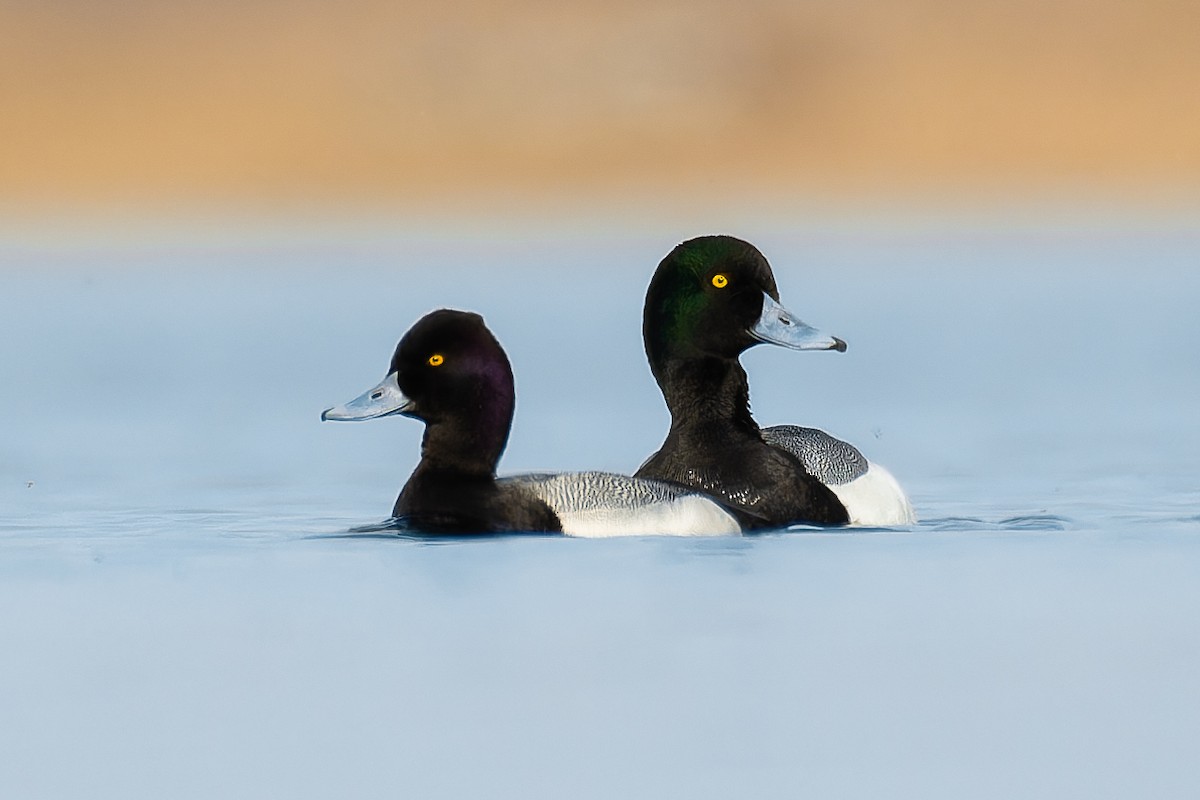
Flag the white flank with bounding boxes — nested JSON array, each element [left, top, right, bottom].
[[556, 495, 741, 538], [507, 472, 742, 537], [828, 462, 918, 527]]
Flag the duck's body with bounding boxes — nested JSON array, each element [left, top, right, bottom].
[[762, 425, 916, 526], [506, 471, 741, 537], [637, 235, 915, 529], [636, 356, 848, 526], [324, 309, 742, 537]]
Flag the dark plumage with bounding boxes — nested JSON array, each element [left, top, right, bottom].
[[328, 309, 562, 534], [636, 236, 850, 527], [324, 308, 750, 536]]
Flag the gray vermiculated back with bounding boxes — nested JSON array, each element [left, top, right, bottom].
[[502, 472, 699, 512], [762, 425, 869, 486]]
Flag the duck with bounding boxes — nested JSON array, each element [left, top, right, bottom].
[[322, 308, 745, 536], [635, 235, 916, 528]]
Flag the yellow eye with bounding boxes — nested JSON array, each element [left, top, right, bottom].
[[712, 273, 729, 288], [428, 354, 444, 367]]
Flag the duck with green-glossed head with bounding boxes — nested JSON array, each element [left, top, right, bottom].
[[643, 235, 846, 369], [636, 235, 916, 529]]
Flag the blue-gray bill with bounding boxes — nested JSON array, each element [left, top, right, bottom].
[[321, 372, 413, 422], [749, 292, 847, 352]]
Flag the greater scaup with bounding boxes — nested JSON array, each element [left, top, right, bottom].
[[635, 235, 916, 527], [323, 309, 743, 536]]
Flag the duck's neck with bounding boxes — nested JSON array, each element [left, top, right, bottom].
[[414, 425, 496, 477], [652, 354, 759, 438], [415, 396, 512, 479]]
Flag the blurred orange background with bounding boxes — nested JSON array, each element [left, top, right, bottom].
[[3, 0, 1198, 217]]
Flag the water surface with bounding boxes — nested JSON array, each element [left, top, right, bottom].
[[2, 220, 1198, 798]]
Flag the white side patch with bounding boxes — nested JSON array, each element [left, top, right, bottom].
[[506, 471, 742, 538], [557, 495, 741, 538], [828, 462, 918, 527]]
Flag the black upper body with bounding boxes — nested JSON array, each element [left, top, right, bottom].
[[331, 310, 562, 534], [635, 236, 850, 528]]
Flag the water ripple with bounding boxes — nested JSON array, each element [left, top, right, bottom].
[[998, 514, 1072, 531], [918, 514, 1072, 532]]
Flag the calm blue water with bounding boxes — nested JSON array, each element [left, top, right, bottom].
[[2, 218, 1198, 798]]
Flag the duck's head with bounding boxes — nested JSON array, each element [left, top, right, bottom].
[[643, 235, 846, 367], [322, 309, 515, 439]]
